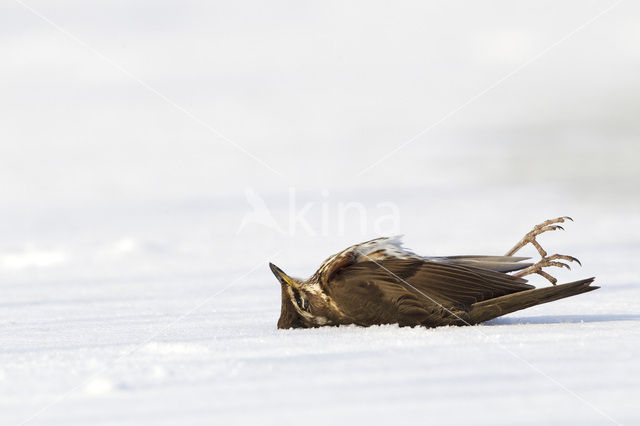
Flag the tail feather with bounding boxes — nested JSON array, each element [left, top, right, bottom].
[[468, 278, 598, 324]]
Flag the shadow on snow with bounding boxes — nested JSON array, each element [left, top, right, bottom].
[[486, 314, 640, 325]]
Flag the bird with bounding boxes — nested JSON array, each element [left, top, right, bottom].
[[269, 217, 598, 329]]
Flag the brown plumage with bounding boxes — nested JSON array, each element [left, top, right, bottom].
[[270, 218, 599, 329]]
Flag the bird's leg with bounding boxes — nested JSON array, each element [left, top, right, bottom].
[[505, 216, 572, 257], [512, 254, 581, 285], [505, 217, 581, 285]]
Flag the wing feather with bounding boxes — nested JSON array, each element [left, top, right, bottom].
[[429, 255, 533, 273], [314, 237, 533, 284], [325, 257, 534, 327]]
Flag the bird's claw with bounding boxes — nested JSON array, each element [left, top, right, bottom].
[[514, 253, 582, 285], [546, 253, 581, 267], [506, 217, 581, 285]]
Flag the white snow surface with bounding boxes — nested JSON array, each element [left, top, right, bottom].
[[2, 1, 640, 425], [2, 192, 639, 426]]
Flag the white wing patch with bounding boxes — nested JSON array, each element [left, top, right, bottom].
[[349, 235, 417, 261], [315, 236, 418, 283]]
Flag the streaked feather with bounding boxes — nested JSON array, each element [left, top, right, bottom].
[[274, 235, 598, 329]]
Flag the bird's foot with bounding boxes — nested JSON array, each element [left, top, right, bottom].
[[512, 253, 581, 285], [505, 216, 572, 258], [505, 217, 580, 285]]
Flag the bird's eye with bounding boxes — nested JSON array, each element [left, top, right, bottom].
[[293, 290, 309, 311]]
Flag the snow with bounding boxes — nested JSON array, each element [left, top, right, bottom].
[[2, 193, 638, 425], [2, 1, 640, 425]]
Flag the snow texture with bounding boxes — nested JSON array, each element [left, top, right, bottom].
[[2, 191, 638, 426], [1, 1, 639, 425]]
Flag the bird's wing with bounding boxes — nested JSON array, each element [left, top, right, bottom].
[[325, 273, 462, 327], [428, 255, 533, 273], [314, 236, 419, 283], [314, 236, 532, 283], [325, 258, 534, 326]]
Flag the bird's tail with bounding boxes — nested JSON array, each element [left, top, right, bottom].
[[468, 278, 599, 324]]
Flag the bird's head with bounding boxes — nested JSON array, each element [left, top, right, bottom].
[[269, 262, 333, 329]]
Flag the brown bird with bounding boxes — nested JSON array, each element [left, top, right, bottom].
[[270, 217, 598, 329]]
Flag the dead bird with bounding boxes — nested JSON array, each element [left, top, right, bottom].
[[270, 217, 597, 329]]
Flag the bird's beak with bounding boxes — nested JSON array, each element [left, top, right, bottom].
[[269, 262, 299, 289]]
